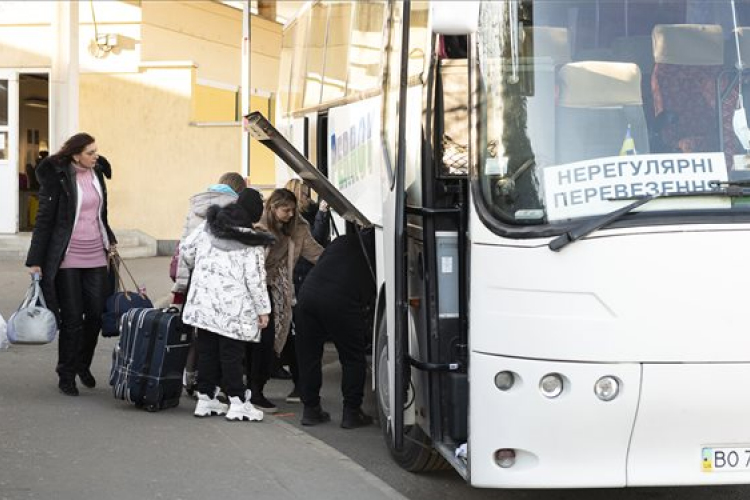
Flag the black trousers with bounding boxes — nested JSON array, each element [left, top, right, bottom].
[[295, 289, 367, 409], [245, 288, 275, 393], [196, 329, 246, 399], [55, 266, 108, 381]]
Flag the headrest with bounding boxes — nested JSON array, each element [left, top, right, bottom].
[[526, 26, 570, 65], [737, 27, 750, 67], [558, 61, 643, 108], [652, 24, 723, 66]]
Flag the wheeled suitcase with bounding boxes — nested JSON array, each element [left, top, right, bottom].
[[110, 307, 194, 411]]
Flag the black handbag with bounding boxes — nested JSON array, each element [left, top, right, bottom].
[[101, 253, 153, 337]]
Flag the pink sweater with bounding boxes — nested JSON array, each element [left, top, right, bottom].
[[59, 166, 107, 269]]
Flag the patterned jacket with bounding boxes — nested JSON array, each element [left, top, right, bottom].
[[181, 205, 275, 342], [171, 189, 238, 294]]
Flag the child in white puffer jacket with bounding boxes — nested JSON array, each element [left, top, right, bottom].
[[180, 188, 275, 422]]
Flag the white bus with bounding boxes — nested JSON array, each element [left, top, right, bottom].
[[246, 0, 750, 489]]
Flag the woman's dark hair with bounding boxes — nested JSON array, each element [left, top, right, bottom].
[[51, 133, 95, 163]]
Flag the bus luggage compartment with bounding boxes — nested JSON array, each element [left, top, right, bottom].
[[627, 363, 750, 486]]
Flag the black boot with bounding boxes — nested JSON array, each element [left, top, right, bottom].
[[301, 405, 331, 426], [59, 379, 79, 396], [78, 369, 96, 388], [249, 383, 277, 413], [341, 407, 373, 429]]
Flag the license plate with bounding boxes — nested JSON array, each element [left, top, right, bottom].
[[702, 447, 750, 472]]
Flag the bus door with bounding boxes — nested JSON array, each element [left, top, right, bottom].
[[376, 0, 472, 473], [398, 43, 472, 472]]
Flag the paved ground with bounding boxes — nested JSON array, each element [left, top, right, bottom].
[[5, 259, 750, 500], [0, 257, 405, 500]]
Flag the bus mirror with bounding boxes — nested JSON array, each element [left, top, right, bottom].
[[432, 1, 479, 35]]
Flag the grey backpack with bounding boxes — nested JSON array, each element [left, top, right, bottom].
[[8, 276, 57, 345]]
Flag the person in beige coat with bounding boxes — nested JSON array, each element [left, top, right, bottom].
[[246, 188, 324, 412]]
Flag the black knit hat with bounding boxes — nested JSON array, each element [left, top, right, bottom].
[[237, 188, 264, 224]]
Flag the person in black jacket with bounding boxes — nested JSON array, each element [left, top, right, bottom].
[[295, 228, 375, 429], [25, 133, 117, 396]]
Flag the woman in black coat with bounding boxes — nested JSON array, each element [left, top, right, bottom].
[[25, 133, 117, 396]]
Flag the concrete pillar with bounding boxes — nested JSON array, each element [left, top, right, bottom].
[[50, 0, 79, 152], [241, 0, 251, 179], [257, 0, 276, 22]]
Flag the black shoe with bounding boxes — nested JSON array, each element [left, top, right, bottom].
[[271, 366, 293, 380], [285, 388, 301, 404], [59, 380, 79, 396], [301, 405, 331, 426], [78, 369, 96, 389], [341, 407, 373, 429], [250, 393, 278, 413]]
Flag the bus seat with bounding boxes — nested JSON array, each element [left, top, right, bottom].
[[651, 24, 728, 154], [556, 61, 650, 164], [737, 27, 750, 66]]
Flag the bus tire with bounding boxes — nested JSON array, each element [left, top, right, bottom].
[[375, 317, 449, 472]]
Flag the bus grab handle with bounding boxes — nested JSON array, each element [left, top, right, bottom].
[[407, 355, 461, 372]]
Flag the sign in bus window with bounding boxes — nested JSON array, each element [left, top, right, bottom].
[[542, 153, 730, 221]]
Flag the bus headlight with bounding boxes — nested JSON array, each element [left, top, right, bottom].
[[539, 373, 564, 398], [494, 371, 515, 391], [594, 376, 620, 402]]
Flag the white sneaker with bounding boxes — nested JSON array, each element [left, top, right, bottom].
[[226, 390, 264, 422], [194, 388, 229, 417]]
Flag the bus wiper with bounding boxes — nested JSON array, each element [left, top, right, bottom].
[[548, 185, 750, 252]]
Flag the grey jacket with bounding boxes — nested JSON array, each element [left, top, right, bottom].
[[171, 189, 237, 294]]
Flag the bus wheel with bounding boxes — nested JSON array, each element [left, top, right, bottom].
[[375, 316, 448, 472]]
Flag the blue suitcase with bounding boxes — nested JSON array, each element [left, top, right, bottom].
[[109, 308, 193, 411]]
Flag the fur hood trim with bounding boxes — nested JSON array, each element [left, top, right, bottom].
[[35, 155, 111, 185], [206, 204, 275, 249]]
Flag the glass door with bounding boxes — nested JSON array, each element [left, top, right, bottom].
[[0, 70, 18, 233]]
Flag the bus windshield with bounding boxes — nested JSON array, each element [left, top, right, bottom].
[[475, 0, 750, 229]]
